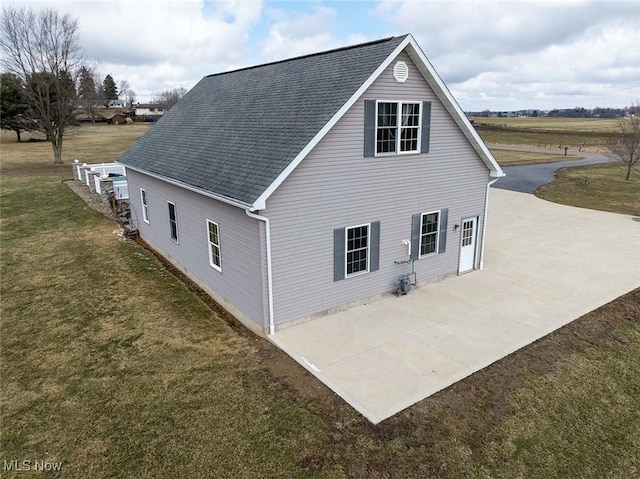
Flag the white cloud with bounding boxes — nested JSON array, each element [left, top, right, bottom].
[[10, 0, 263, 100], [260, 6, 338, 60], [376, 0, 640, 109], [6, 0, 639, 108], [256, 6, 371, 63]]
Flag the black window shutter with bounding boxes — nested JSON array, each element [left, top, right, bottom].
[[438, 208, 448, 254], [333, 228, 345, 281], [370, 221, 380, 272], [410, 214, 421, 260], [421, 101, 432, 153], [364, 100, 376, 157]]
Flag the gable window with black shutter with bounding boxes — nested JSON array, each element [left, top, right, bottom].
[[364, 100, 431, 156], [334, 222, 380, 281], [410, 208, 448, 260]]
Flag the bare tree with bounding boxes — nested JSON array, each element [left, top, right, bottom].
[[117, 79, 129, 104], [0, 71, 36, 141], [0, 7, 84, 164], [152, 87, 187, 111], [78, 64, 101, 123], [125, 89, 136, 108], [117, 79, 136, 107], [605, 102, 640, 180]]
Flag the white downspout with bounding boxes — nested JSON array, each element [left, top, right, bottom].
[[245, 210, 275, 335], [480, 177, 500, 270]]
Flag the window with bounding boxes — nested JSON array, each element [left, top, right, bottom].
[[334, 222, 380, 281], [207, 220, 222, 271], [420, 211, 440, 257], [167, 201, 178, 242], [140, 188, 149, 224], [346, 224, 369, 276], [376, 101, 421, 154], [410, 209, 447, 260]]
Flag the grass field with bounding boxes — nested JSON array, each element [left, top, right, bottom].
[[535, 163, 640, 216], [472, 117, 619, 132], [472, 117, 618, 149], [2, 125, 639, 478], [491, 149, 579, 167]]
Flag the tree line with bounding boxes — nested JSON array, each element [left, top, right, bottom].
[[470, 106, 638, 119], [0, 6, 185, 163]]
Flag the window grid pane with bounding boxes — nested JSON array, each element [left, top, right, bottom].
[[400, 103, 420, 152], [462, 220, 473, 247], [211, 244, 221, 266], [420, 212, 439, 256], [346, 225, 369, 275], [377, 102, 398, 153]]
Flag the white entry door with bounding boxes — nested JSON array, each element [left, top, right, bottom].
[[458, 217, 478, 273]]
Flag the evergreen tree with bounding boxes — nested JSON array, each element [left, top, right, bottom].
[[78, 66, 99, 122], [102, 74, 118, 104], [0, 72, 34, 141]]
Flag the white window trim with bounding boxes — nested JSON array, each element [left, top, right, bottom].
[[419, 210, 440, 258], [345, 222, 370, 278], [140, 188, 149, 224], [375, 100, 422, 156], [167, 201, 179, 244], [206, 219, 222, 272]]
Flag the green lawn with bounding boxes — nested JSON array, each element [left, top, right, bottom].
[[535, 163, 640, 216], [1, 126, 639, 478], [491, 149, 579, 167]]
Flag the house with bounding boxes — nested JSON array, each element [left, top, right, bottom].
[[107, 113, 131, 125], [117, 34, 504, 336], [134, 103, 165, 119]]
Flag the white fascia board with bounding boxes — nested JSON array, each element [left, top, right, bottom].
[[119, 163, 253, 210], [251, 35, 414, 211], [403, 39, 505, 178]]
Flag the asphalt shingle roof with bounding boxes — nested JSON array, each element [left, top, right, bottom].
[[118, 35, 407, 206]]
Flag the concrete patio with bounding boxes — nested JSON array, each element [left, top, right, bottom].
[[269, 189, 640, 424]]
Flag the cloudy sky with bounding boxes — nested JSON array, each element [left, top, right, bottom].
[[10, 0, 640, 111]]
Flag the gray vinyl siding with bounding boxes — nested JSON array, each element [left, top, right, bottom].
[[126, 170, 267, 330], [265, 50, 490, 326]]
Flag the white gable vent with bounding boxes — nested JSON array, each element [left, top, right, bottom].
[[393, 61, 409, 83]]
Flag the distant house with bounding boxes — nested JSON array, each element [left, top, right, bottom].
[[108, 113, 129, 125], [118, 34, 504, 336], [134, 103, 165, 120]]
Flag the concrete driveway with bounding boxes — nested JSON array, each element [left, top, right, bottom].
[[269, 189, 640, 424]]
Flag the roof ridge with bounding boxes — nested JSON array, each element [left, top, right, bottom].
[[206, 34, 407, 78]]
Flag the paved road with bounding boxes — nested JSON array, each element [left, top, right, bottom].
[[490, 145, 614, 193]]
